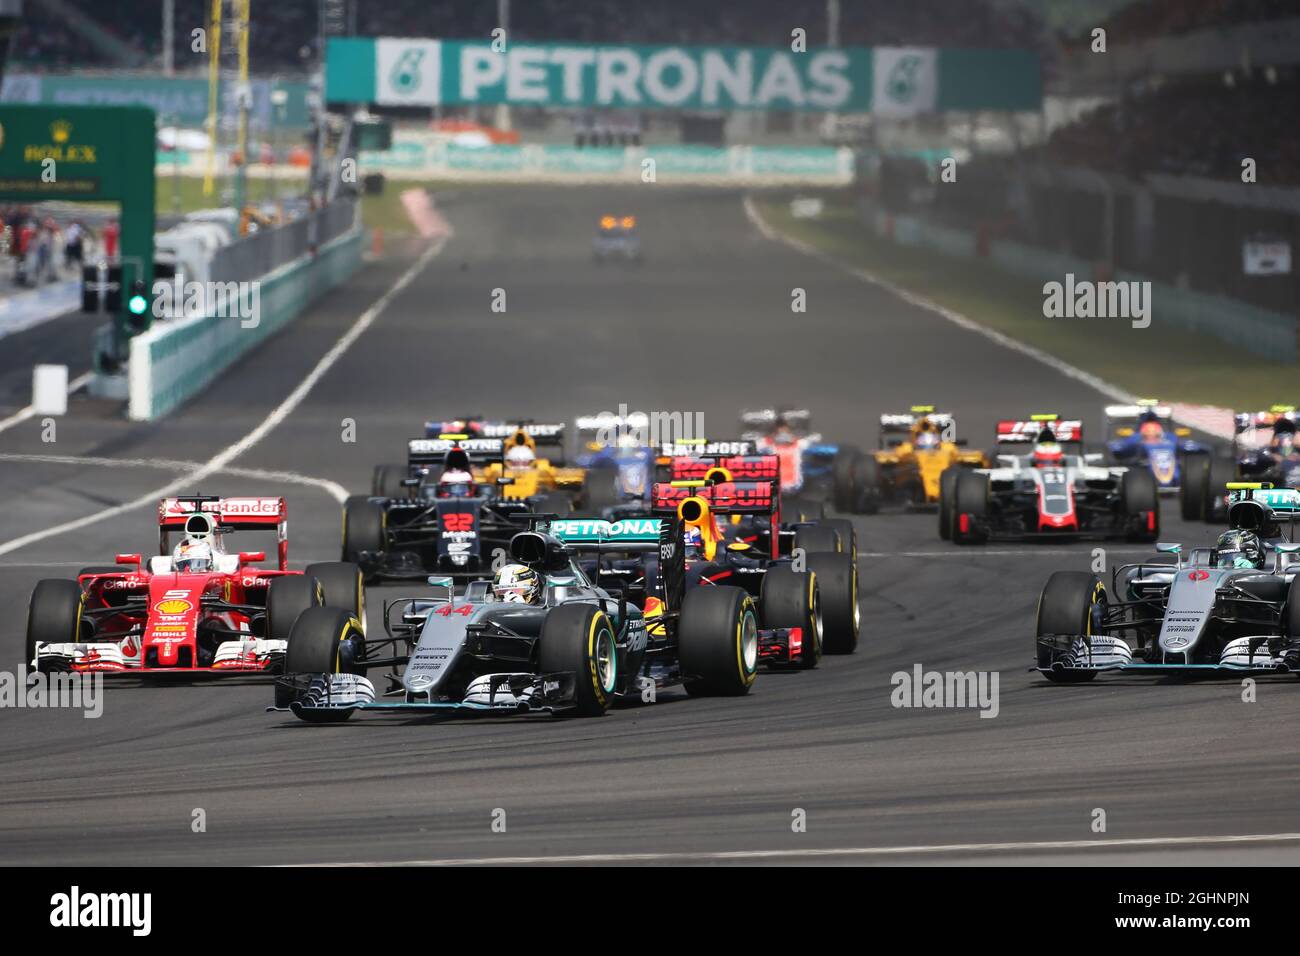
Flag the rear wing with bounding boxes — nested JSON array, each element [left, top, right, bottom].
[[1104, 400, 1171, 438], [651, 479, 777, 517], [996, 417, 1083, 446], [670, 454, 779, 483], [157, 496, 287, 569], [407, 436, 504, 466], [547, 517, 663, 550], [658, 439, 755, 458]]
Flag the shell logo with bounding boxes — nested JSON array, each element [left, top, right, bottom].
[[156, 598, 193, 614]]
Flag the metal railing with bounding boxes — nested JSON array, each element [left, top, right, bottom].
[[208, 197, 357, 285]]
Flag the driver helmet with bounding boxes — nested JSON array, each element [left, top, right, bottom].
[[173, 538, 214, 573], [506, 445, 536, 470], [683, 524, 704, 554], [438, 468, 475, 497], [493, 563, 541, 604], [1031, 441, 1064, 468], [1138, 417, 1164, 442], [1215, 529, 1263, 570], [915, 431, 940, 450]]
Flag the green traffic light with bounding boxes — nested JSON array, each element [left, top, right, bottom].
[[128, 295, 148, 315]]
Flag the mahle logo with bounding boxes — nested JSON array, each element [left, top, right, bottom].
[[390, 48, 426, 94], [886, 54, 923, 104]]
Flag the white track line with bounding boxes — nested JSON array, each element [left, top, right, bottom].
[[0, 237, 447, 558], [0, 371, 92, 434], [0, 452, 349, 503], [303, 831, 1300, 866]]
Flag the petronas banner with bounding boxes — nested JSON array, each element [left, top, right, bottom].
[[326, 38, 1040, 113]]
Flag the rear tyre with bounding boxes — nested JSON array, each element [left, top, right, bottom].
[[267, 574, 323, 646], [938, 467, 958, 541], [1203, 457, 1237, 523], [304, 562, 366, 639], [832, 446, 861, 513], [538, 603, 617, 716], [1121, 468, 1159, 542], [952, 471, 989, 545], [819, 517, 857, 560], [1035, 571, 1103, 683], [284, 607, 368, 722], [761, 565, 821, 669], [26, 579, 84, 672], [1179, 454, 1208, 521], [806, 552, 858, 654], [794, 523, 841, 557], [582, 465, 621, 514], [679, 585, 759, 695], [342, 497, 385, 564], [372, 463, 409, 498], [855, 456, 881, 514]]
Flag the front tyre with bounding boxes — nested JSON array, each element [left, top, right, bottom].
[[342, 497, 385, 565], [679, 585, 759, 695], [538, 603, 618, 716], [283, 607, 368, 722], [26, 579, 84, 672], [1179, 454, 1208, 521], [1035, 571, 1103, 683], [806, 552, 859, 654]]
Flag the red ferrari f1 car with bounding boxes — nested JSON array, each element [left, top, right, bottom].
[[25, 496, 365, 675]]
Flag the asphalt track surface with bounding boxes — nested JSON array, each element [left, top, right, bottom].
[[1, 186, 1296, 866]]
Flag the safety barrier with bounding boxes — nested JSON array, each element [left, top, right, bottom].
[[128, 217, 363, 421]]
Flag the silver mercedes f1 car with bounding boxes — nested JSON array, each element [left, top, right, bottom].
[[1034, 484, 1300, 681]]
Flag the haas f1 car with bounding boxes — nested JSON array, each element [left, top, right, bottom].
[[1035, 485, 1300, 682], [273, 515, 763, 723], [940, 416, 1159, 544], [26, 496, 364, 675]]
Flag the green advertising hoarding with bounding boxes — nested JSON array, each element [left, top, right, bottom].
[[327, 38, 1040, 113]]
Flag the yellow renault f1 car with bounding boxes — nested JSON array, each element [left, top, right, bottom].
[[836, 406, 988, 514], [476, 427, 587, 501]]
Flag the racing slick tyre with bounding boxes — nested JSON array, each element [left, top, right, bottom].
[[794, 522, 842, 557], [938, 467, 958, 541], [806, 552, 859, 654], [1035, 571, 1103, 683], [761, 565, 822, 669], [582, 465, 621, 514], [679, 585, 759, 695], [372, 463, 408, 498], [1179, 454, 1208, 521], [832, 446, 862, 513], [304, 562, 366, 631], [341, 496, 385, 566], [820, 517, 858, 560], [952, 471, 989, 545], [854, 455, 882, 514], [283, 607, 368, 722], [267, 574, 324, 646], [1121, 468, 1159, 542], [26, 579, 84, 673], [1202, 457, 1237, 523], [537, 602, 618, 717]]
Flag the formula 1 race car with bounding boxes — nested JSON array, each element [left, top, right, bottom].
[[1034, 485, 1300, 682], [592, 214, 642, 263], [1104, 400, 1210, 492], [836, 406, 988, 514], [941, 416, 1159, 544], [345, 437, 576, 581], [646, 476, 860, 659], [273, 515, 761, 722], [739, 407, 857, 516], [371, 419, 571, 496], [572, 411, 661, 517], [1181, 406, 1299, 523], [26, 496, 364, 675]]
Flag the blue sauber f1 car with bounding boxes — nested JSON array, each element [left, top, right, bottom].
[[1104, 400, 1210, 492]]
